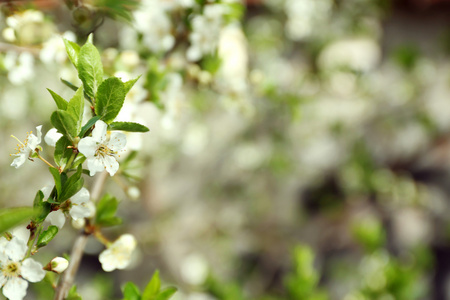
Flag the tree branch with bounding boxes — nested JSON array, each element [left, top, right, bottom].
[[53, 171, 108, 300]]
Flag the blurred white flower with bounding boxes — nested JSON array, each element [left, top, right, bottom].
[[6, 10, 44, 29], [180, 254, 208, 285], [78, 120, 127, 176], [2, 28, 16, 42], [40, 31, 76, 65], [44, 128, 63, 147], [217, 24, 248, 89], [161, 73, 185, 129], [318, 38, 381, 72], [10, 125, 42, 168], [182, 124, 209, 156], [119, 50, 140, 69], [127, 186, 141, 201], [285, 0, 331, 40], [0, 237, 45, 300], [187, 4, 228, 61], [99, 234, 136, 272], [4, 52, 35, 85], [134, 2, 174, 53]]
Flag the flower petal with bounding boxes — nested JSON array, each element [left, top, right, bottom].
[[10, 154, 27, 169], [116, 234, 137, 249], [40, 186, 52, 201], [35, 125, 42, 145], [92, 120, 107, 142], [86, 157, 105, 176], [77, 137, 97, 158], [69, 204, 91, 220], [11, 227, 30, 244], [47, 211, 66, 229], [0, 274, 7, 287], [108, 132, 127, 152], [44, 128, 63, 147], [99, 249, 115, 272], [5, 237, 27, 262], [21, 258, 45, 282], [103, 155, 119, 176], [3, 277, 28, 300], [27, 126, 42, 150], [70, 187, 90, 205]]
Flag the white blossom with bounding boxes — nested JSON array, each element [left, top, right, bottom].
[[0, 237, 45, 300], [10, 125, 42, 168], [78, 120, 127, 176], [187, 4, 228, 61], [134, 2, 174, 53], [285, 0, 332, 41], [4, 52, 35, 85], [318, 38, 381, 73], [46, 187, 95, 229], [99, 234, 136, 272]]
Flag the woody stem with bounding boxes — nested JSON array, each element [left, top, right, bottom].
[[53, 171, 108, 300]]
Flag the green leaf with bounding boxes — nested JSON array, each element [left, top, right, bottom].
[[64, 39, 80, 67], [155, 287, 177, 300], [109, 122, 149, 132], [78, 42, 103, 98], [67, 86, 85, 135], [142, 271, 161, 300], [123, 76, 141, 94], [122, 282, 141, 300], [95, 77, 126, 123], [49, 167, 62, 199], [61, 79, 93, 104], [33, 190, 51, 223], [79, 116, 101, 137], [201, 53, 221, 74], [72, 155, 86, 170], [60, 166, 84, 201], [54, 136, 73, 168], [95, 194, 122, 227], [67, 285, 83, 300], [51, 110, 77, 141], [47, 89, 68, 110], [61, 79, 79, 92], [36, 225, 59, 248], [33, 190, 45, 208], [0, 207, 35, 234]]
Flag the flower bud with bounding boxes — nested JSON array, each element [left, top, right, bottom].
[[45, 257, 69, 274], [127, 186, 140, 201], [71, 218, 85, 229]]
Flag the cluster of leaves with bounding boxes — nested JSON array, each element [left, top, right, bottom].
[[24, 35, 148, 246], [122, 270, 177, 300], [284, 246, 328, 300], [0, 36, 155, 299]]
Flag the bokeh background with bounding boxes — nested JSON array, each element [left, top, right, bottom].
[[2, 0, 450, 299]]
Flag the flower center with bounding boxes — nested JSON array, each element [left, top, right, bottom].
[[3, 261, 20, 278], [95, 144, 117, 158], [10, 132, 32, 155]]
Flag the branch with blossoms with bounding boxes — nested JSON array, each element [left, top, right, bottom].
[[2, 37, 177, 300]]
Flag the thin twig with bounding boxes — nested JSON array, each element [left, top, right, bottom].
[[0, 42, 40, 55], [53, 171, 108, 300]]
